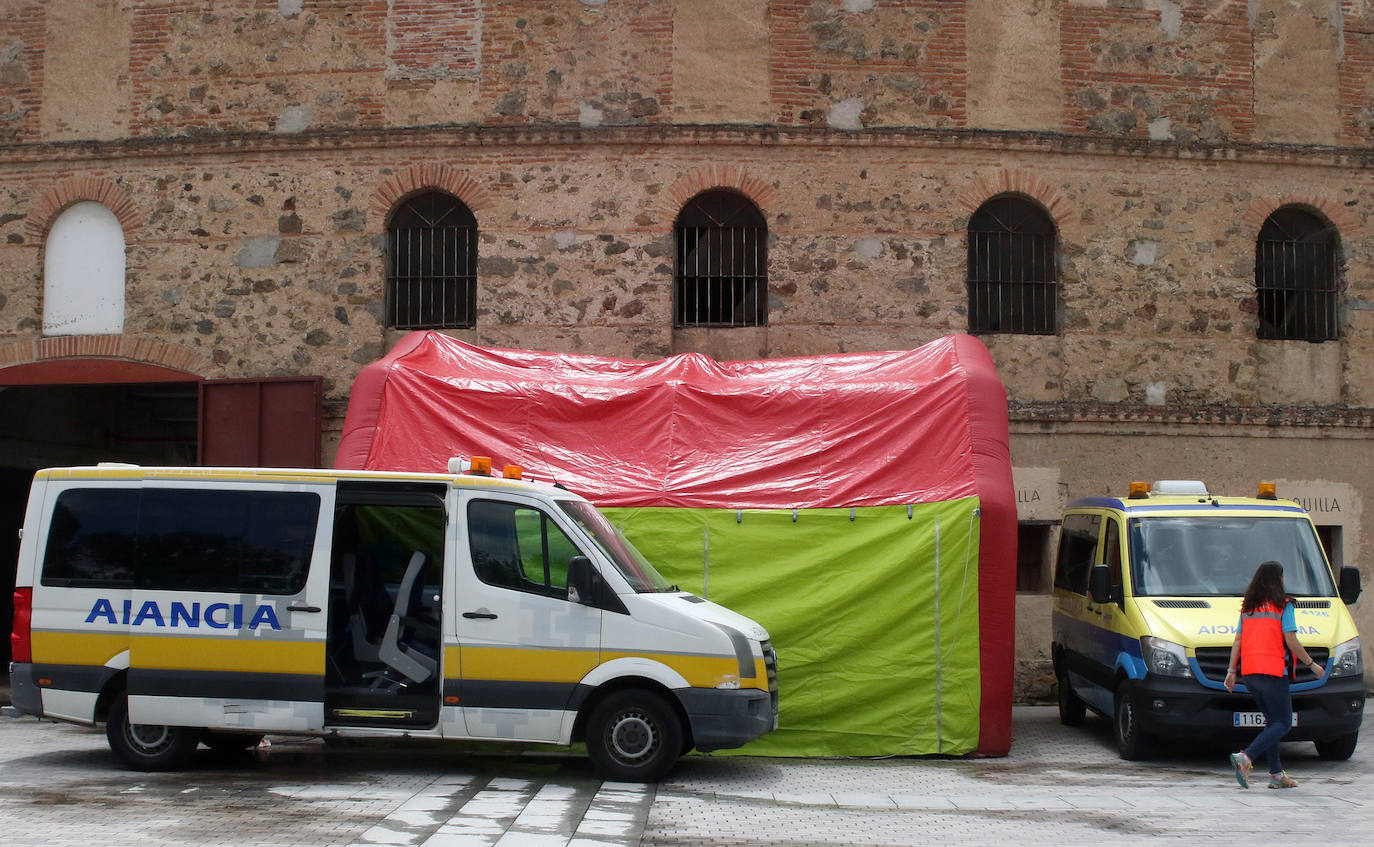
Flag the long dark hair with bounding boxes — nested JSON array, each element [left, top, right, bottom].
[[1241, 560, 1288, 614]]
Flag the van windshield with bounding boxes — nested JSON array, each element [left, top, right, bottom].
[[557, 500, 675, 593], [1128, 516, 1336, 597]]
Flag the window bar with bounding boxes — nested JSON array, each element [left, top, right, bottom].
[[388, 229, 397, 327], [754, 225, 762, 325], [440, 225, 449, 327]]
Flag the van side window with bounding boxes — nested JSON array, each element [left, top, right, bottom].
[[1053, 513, 1101, 595], [40, 487, 319, 594], [138, 489, 319, 594], [469, 500, 580, 598], [42, 489, 138, 587]]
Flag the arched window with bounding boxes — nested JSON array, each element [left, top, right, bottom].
[[1255, 207, 1339, 341], [43, 201, 126, 336], [386, 191, 478, 330], [966, 196, 1057, 335], [674, 190, 767, 328]]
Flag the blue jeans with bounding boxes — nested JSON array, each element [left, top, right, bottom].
[[1242, 673, 1292, 775]]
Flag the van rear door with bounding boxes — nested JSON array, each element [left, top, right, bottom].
[[125, 482, 331, 732]]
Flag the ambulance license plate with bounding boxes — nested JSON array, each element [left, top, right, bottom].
[[1233, 712, 1298, 727]]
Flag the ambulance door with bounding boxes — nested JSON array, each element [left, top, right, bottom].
[[1089, 516, 1130, 649], [126, 482, 331, 732], [1053, 512, 1112, 711], [454, 492, 602, 742]]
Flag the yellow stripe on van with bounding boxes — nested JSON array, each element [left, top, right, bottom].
[[600, 650, 744, 689], [449, 647, 758, 690], [129, 635, 323, 675], [459, 647, 599, 683], [31, 630, 129, 667]]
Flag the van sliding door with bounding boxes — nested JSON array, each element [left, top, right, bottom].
[[126, 483, 331, 732]]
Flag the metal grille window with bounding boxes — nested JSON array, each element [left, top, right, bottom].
[[674, 190, 767, 327], [1256, 207, 1339, 342], [386, 191, 477, 330], [967, 196, 1058, 334]]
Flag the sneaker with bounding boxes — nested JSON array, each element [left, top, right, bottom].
[[1268, 771, 1299, 789], [1230, 752, 1252, 788]]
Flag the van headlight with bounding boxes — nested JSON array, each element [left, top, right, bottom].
[[1330, 638, 1362, 678], [1142, 637, 1193, 678]]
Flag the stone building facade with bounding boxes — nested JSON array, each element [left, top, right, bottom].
[[1, 0, 1372, 697]]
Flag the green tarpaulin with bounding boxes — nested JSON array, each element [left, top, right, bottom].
[[606, 499, 982, 757]]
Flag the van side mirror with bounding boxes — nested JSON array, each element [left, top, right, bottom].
[[1088, 564, 1115, 605], [1339, 566, 1361, 605], [568, 555, 595, 605]]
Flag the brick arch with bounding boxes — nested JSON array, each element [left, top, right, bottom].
[[956, 169, 1075, 232], [1242, 194, 1355, 241], [25, 176, 142, 241], [660, 166, 781, 226], [0, 335, 207, 384], [370, 164, 493, 221]]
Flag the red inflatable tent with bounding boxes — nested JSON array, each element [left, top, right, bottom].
[[337, 331, 1015, 756]]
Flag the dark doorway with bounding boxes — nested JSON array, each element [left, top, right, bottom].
[[0, 382, 199, 667], [0, 374, 323, 670]]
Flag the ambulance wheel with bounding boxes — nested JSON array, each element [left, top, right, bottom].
[[1057, 668, 1086, 727], [201, 730, 265, 754], [585, 690, 682, 783], [1113, 682, 1151, 761], [1315, 732, 1359, 761], [107, 697, 199, 771]]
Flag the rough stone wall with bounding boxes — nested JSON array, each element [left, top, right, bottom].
[[3, 136, 1371, 408], [1, 1, 1370, 141], [771, 0, 967, 128], [126, 1, 389, 137], [966, 0, 1062, 131], [1061, 0, 1256, 143], [0, 1, 43, 144]]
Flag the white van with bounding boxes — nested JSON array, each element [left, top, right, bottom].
[[7, 460, 778, 781]]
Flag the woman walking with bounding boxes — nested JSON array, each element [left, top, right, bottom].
[[1225, 560, 1326, 788]]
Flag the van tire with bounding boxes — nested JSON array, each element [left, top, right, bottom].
[[1113, 682, 1150, 761], [585, 690, 682, 783], [1315, 732, 1359, 761], [1057, 669, 1087, 727], [107, 697, 200, 771]]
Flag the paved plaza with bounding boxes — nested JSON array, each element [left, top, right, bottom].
[[0, 702, 1369, 846]]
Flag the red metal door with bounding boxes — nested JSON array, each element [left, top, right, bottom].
[[199, 377, 322, 467]]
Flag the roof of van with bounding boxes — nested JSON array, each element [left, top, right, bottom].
[[33, 464, 578, 498], [1067, 494, 1309, 516]]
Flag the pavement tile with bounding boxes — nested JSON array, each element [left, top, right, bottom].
[[1, 704, 1371, 846]]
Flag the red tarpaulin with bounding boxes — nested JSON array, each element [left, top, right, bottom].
[[336, 331, 1016, 755]]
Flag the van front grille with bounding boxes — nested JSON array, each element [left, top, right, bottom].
[[1195, 646, 1330, 684], [1292, 599, 1332, 609]]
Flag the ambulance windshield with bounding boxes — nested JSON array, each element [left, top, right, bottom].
[[558, 500, 675, 593], [1128, 516, 1337, 597]]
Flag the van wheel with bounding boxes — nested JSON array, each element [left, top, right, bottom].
[[107, 697, 199, 771], [1113, 682, 1151, 761], [1057, 668, 1086, 727], [202, 730, 265, 755], [1315, 732, 1359, 761], [585, 690, 683, 783]]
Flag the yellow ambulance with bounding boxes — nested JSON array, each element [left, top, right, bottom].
[[7, 460, 777, 781], [1051, 480, 1363, 760]]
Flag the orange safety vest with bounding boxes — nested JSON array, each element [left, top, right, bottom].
[[1239, 601, 1288, 677]]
